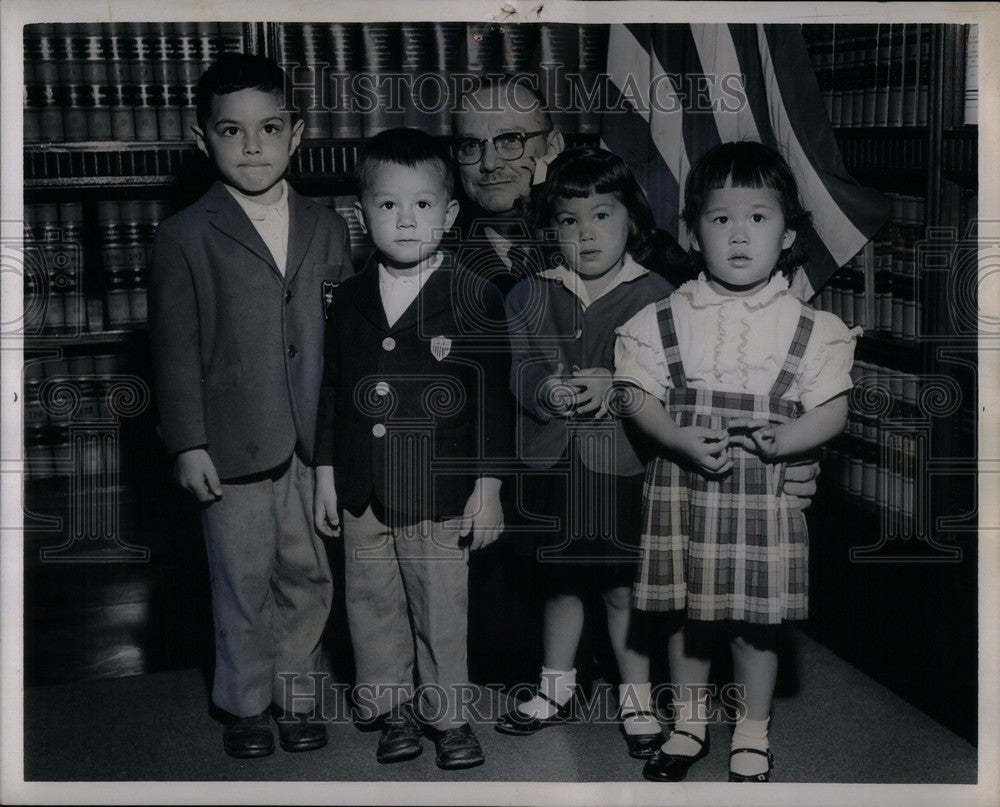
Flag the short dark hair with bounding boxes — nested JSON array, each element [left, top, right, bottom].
[[451, 73, 553, 134], [195, 52, 290, 129], [681, 140, 813, 279], [531, 146, 657, 265], [354, 127, 454, 199]]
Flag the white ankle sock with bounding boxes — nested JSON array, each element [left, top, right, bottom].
[[618, 683, 660, 736], [662, 696, 708, 756], [730, 716, 770, 777], [517, 667, 576, 719]]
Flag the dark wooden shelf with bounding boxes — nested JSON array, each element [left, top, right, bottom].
[[856, 334, 924, 372]]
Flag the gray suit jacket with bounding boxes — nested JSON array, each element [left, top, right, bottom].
[[149, 181, 353, 479]]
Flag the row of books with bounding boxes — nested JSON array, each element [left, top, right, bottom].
[[803, 23, 931, 128], [24, 201, 166, 333], [836, 132, 928, 172], [812, 193, 926, 342], [873, 194, 926, 342], [272, 22, 608, 138], [23, 22, 243, 143], [823, 359, 925, 514]]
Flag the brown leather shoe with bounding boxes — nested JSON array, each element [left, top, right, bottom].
[[432, 723, 485, 770], [376, 702, 423, 764], [222, 711, 274, 759], [271, 706, 328, 753]]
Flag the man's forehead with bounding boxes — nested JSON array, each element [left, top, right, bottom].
[[454, 85, 546, 132]]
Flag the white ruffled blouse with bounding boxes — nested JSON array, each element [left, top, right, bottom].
[[614, 274, 860, 411]]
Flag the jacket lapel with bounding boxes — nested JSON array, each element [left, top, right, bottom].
[[389, 262, 452, 334], [352, 260, 390, 332], [285, 186, 318, 285], [204, 182, 280, 279]]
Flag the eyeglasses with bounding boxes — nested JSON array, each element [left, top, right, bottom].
[[452, 129, 552, 165]]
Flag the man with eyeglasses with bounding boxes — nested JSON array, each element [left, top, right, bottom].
[[449, 75, 688, 296]]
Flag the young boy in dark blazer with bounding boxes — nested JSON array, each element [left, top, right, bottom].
[[313, 128, 512, 771], [148, 53, 353, 759]]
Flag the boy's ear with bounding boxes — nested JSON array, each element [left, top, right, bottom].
[[353, 200, 368, 234], [192, 124, 210, 159], [444, 198, 460, 230], [782, 228, 797, 250], [288, 118, 305, 155]]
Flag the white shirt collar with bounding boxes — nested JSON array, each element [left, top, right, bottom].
[[378, 251, 445, 284], [681, 272, 790, 309], [226, 180, 288, 222], [483, 227, 514, 269], [539, 253, 648, 308]]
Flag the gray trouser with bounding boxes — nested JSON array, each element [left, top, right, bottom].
[[201, 453, 333, 717], [343, 505, 471, 729]]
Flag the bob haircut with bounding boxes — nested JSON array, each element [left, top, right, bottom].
[[681, 140, 813, 280], [354, 127, 455, 201], [530, 146, 656, 265], [195, 52, 292, 129]]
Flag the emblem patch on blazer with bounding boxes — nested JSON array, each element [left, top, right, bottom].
[[321, 281, 338, 319], [431, 335, 452, 361]]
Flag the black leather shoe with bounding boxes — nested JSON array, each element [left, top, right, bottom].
[[494, 690, 577, 736], [641, 729, 709, 782], [223, 711, 275, 759], [432, 723, 485, 770], [619, 711, 665, 759], [376, 702, 423, 764], [271, 706, 328, 753], [728, 747, 774, 782]]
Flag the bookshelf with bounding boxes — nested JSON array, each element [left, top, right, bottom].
[[803, 22, 978, 743]]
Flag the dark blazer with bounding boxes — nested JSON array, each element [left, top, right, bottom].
[[149, 181, 353, 479], [314, 253, 514, 524]]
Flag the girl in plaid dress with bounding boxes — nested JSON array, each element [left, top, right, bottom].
[[615, 142, 859, 782]]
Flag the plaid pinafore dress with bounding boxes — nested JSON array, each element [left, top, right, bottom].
[[632, 297, 814, 624]]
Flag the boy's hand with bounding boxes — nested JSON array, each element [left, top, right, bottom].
[[450, 478, 504, 551], [313, 466, 341, 538], [569, 367, 614, 419], [674, 426, 732, 475], [174, 448, 222, 502]]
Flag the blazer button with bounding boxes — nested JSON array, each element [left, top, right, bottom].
[[287, 344, 297, 358], [382, 337, 396, 351], [372, 423, 386, 438], [375, 381, 390, 396], [284, 289, 293, 303]]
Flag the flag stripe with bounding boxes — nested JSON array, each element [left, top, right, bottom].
[[762, 25, 890, 239], [601, 23, 889, 296], [604, 24, 685, 237], [755, 25, 871, 267]]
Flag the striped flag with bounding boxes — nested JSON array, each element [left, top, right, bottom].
[[601, 23, 890, 300]]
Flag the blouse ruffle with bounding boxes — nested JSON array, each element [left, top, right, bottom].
[[614, 275, 859, 410]]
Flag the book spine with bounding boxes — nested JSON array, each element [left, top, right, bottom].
[[464, 22, 503, 74], [902, 24, 919, 126], [831, 24, 847, 126], [360, 23, 403, 137], [874, 23, 891, 126], [888, 24, 905, 126], [577, 24, 609, 135], [861, 25, 878, 127], [965, 25, 978, 125], [916, 24, 931, 126], [539, 23, 579, 135], [329, 23, 364, 138]]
